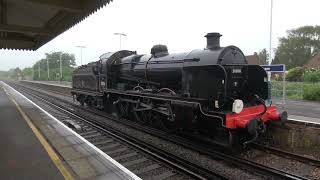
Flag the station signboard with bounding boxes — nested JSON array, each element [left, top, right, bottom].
[[260, 64, 286, 106], [261, 64, 286, 72]]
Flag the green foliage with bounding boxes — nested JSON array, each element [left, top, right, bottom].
[[271, 81, 303, 100], [273, 74, 283, 81], [0, 71, 8, 78], [60, 67, 74, 81], [271, 80, 320, 101], [32, 51, 76, 81], [5, 67, 23, 80], [286, 67, 304, 82], [303, 83, 320, 101], [45, 52, 76, 68], [33, 67, 75, 81], [273, 25, 320, 69], [22, 67, 33, 79], [258, 49, 268, 65], [304, 69, 320, 83]]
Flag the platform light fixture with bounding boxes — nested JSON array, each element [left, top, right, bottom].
[[76, 45, 86, 66], [47, 56, 50, 80], [38, 62, 41, 79], [114, 33, 127, 50], [60, 52, 63, 81], [46, 51, 54, 80], [269, 0, 273, 65]]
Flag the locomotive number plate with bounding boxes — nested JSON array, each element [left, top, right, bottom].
[[232, 69, 242, 73]]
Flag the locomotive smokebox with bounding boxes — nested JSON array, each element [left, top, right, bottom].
[[205, 32, 222, 49]]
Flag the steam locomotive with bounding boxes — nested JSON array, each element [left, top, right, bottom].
[[71, 33, 287, 147]]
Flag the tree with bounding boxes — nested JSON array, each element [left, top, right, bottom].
[[0, 71, 8, 78], [286, 67, 304, 82], [7, 67, 23, 80], [258, 49, 268, 65], [45, 52, 76, 69], [22, 67, 33, 80], [273, 25, 320, 69], [32, 51, 76, 81], [304, 69, 320, 83]]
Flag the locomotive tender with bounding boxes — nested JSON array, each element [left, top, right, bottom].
[[71, 33, 287, 146]]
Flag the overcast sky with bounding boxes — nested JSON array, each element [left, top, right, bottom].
[[0, 0, 319, 71]]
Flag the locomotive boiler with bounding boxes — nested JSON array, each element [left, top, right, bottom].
[[71, 33, 287, 147]]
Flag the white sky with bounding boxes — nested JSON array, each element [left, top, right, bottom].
[[0, 0, 319, 70]]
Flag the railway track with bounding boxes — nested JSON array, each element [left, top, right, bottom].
[[9, 82, 227, 180], [17, 81, 320, 129], [251, 143, 320, 167], [11, 81, 315, 180]]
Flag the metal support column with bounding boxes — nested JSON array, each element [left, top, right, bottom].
[[60, 52, 63, 81]]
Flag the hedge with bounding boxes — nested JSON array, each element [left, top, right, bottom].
[[303, 83, 320, 101], [271, 81, 303, 100], [304, 70, 320, 83]]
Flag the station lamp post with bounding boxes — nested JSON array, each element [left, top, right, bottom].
[[47, 57, 50, 80], [60, 52, 63, 81], [76, 45, 86, 66], [32, 66, 34, 80], [114, 33, 127, 50], [38, 62, 41, 79], [269, 0, 273, 65]]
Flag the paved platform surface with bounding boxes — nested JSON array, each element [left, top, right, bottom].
[[0, 83, 64, 179], [273, 98, 320, 123], [0, 81, 140, 180], [22, 80, 71, 88]]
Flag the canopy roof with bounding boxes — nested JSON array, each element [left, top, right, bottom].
[[0, 0, 112, 50]]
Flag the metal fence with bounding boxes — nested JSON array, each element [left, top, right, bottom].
[[270, 81, 304, 100]]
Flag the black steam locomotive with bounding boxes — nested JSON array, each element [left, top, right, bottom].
[[71, 33, 287, 146]]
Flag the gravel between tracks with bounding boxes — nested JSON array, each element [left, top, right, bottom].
[[15, 81, 291, 179], [241, 148, 320, 179]]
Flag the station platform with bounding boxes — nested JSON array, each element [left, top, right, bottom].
[[0, 81, 140, 180], [273, 98, 320, 123], [21, 80, 71, 88]]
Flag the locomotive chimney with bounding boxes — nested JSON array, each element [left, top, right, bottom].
[[205, 32, 222, 49]]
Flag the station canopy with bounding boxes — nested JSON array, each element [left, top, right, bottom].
[[0, 0, 112, 50]]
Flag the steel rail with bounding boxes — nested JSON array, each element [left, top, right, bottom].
[[12, 82, 227, 180], [251, 143, 320, 167], [13, 81, 310, 180]]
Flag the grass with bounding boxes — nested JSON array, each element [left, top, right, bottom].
[[271, 81, 320, 101]]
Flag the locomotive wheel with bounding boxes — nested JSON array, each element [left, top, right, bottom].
[[158, 103, 177, 132], [111, 104, 120, 119], [132, 99, 153, 124], [154, 113, 177, 132], [79, 95, 85, 106], [109, 99, 122, 119], [86, 99, 93, 107], [133, 110, 150, 124], [159, 119, 176, 132], [118, 101, 129, 118]]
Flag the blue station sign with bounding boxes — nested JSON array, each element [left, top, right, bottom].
[[261, 64, 286, 72]]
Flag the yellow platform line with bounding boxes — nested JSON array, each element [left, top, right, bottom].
[[2, 86, 74, 180]]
